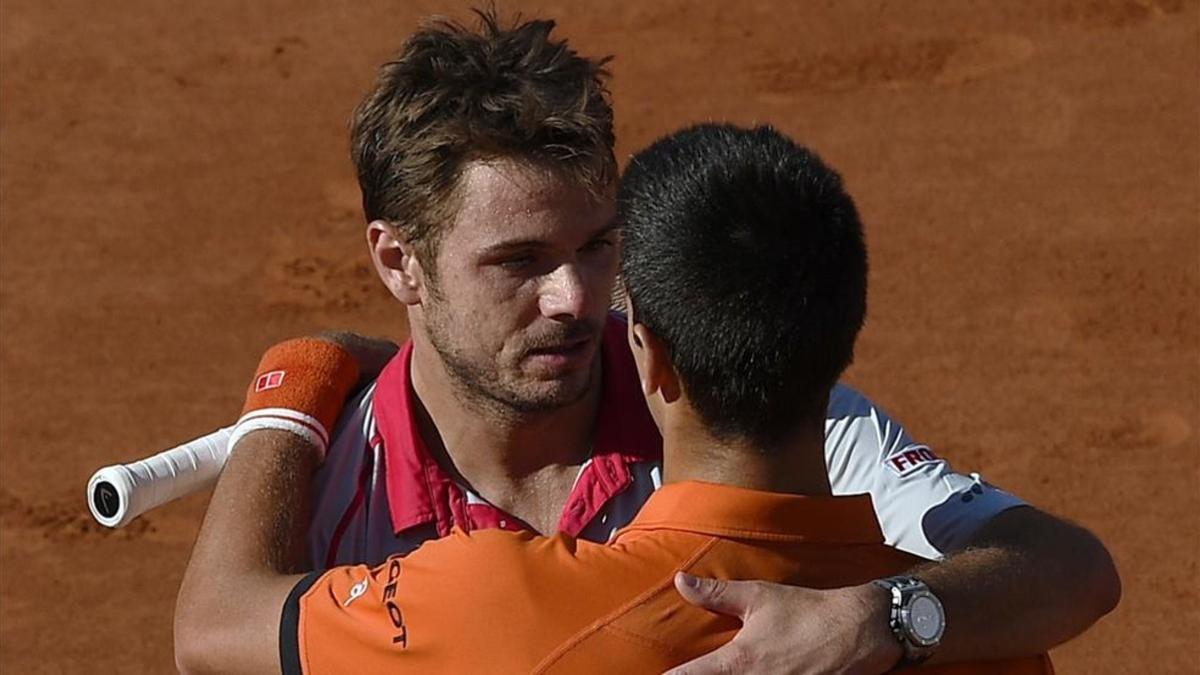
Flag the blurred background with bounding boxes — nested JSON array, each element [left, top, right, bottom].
[[1, 1, 1196, 672]]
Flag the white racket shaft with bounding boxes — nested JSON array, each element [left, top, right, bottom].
[[87, 427, 234, 528]]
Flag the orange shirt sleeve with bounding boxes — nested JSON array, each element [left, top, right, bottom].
[[281, 528, 668, 674], [280, 560, 404, 675]]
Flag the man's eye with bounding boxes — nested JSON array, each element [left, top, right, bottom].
[[498, 255, 535, 269], [580, 239, 614, 253]]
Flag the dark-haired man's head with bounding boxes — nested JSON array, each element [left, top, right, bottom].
[[360, 9, 620, 415], [620, 124, 867, 453]]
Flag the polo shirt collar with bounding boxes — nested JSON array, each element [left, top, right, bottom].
[[620, 481, 885, 545], [371, 314, 662, 536], [556, 316, 661, 534], [371, 341, 447, 534]]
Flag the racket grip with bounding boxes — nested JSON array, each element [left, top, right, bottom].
[[87, 427, 234, 528]]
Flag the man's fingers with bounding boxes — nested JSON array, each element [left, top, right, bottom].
[[673, 572, 759, 617], [662, 638, 752, 675], [313, 331, 400, 385]]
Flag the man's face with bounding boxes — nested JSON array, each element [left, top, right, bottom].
[[419, 159, 618, 414]]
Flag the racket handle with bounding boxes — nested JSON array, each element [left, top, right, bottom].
[[87, 427, 234, 528]]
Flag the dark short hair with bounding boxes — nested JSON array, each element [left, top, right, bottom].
[[619, 124, 868, 449], [351, 8, 615, 275]]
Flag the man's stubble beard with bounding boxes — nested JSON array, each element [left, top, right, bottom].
[[422, 294, 600, 421]]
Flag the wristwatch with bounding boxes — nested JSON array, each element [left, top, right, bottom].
[[872, 576, 945, 667]]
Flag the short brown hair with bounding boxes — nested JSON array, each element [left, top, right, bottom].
[[351, 9, 615, 273]]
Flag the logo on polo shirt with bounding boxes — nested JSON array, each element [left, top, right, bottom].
[[343, 577, 369, 607], [383, 558, 408, 649], [884, 446, 941, 476], [255, 370, 286, 392]]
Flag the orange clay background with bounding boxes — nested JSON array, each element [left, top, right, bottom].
[[1, 1, 1197, 672]]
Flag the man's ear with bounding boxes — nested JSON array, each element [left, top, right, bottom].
[[367, 220, 424, 306], [630, 322, 681, 404]]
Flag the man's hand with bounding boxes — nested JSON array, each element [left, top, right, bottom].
[[314, 331, 399, 389], [665, 507, 1119, 675], [665, 573, 901, 675]]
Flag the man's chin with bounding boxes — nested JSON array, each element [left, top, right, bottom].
[[502, 369, 595, 412]]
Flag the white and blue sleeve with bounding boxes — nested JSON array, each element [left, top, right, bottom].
[[824, 384, 1026, 560]]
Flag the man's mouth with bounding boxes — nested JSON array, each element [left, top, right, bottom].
[[524, 336, 596, 370]]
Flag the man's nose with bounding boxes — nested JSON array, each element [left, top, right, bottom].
[[538, 264, 589, 320]]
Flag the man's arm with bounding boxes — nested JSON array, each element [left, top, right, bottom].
[[173, 432, 645, 674], [667, 386, 1119, 674], [668, 506, 1119, 675], [173, 429, 315, 675], [905, 505, 1119, 663], [175, 337, 363, 674]]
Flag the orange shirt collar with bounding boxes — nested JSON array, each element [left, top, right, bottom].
[[620, 481, 885, 545]]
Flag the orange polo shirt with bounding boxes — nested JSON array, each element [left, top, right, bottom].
[[281, 481, 1053, 674]]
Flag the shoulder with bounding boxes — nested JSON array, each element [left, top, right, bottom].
[[826, 382, 900, 428], [824, 383, 905, 459]]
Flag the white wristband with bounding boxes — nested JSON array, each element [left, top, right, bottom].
[[236, 408, 331, 447], [227, 411, 328, 462]]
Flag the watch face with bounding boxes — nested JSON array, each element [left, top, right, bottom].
[[908, 595, 944, 645]]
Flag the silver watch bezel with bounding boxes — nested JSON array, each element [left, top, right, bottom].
[[874, 576, 945, 663], [898, 588, 945, 647]]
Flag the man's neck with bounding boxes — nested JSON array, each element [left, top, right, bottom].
[[660, 418, 832, 497]]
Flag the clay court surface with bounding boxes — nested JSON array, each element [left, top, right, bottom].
[[1, 0, 1197, 672]]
